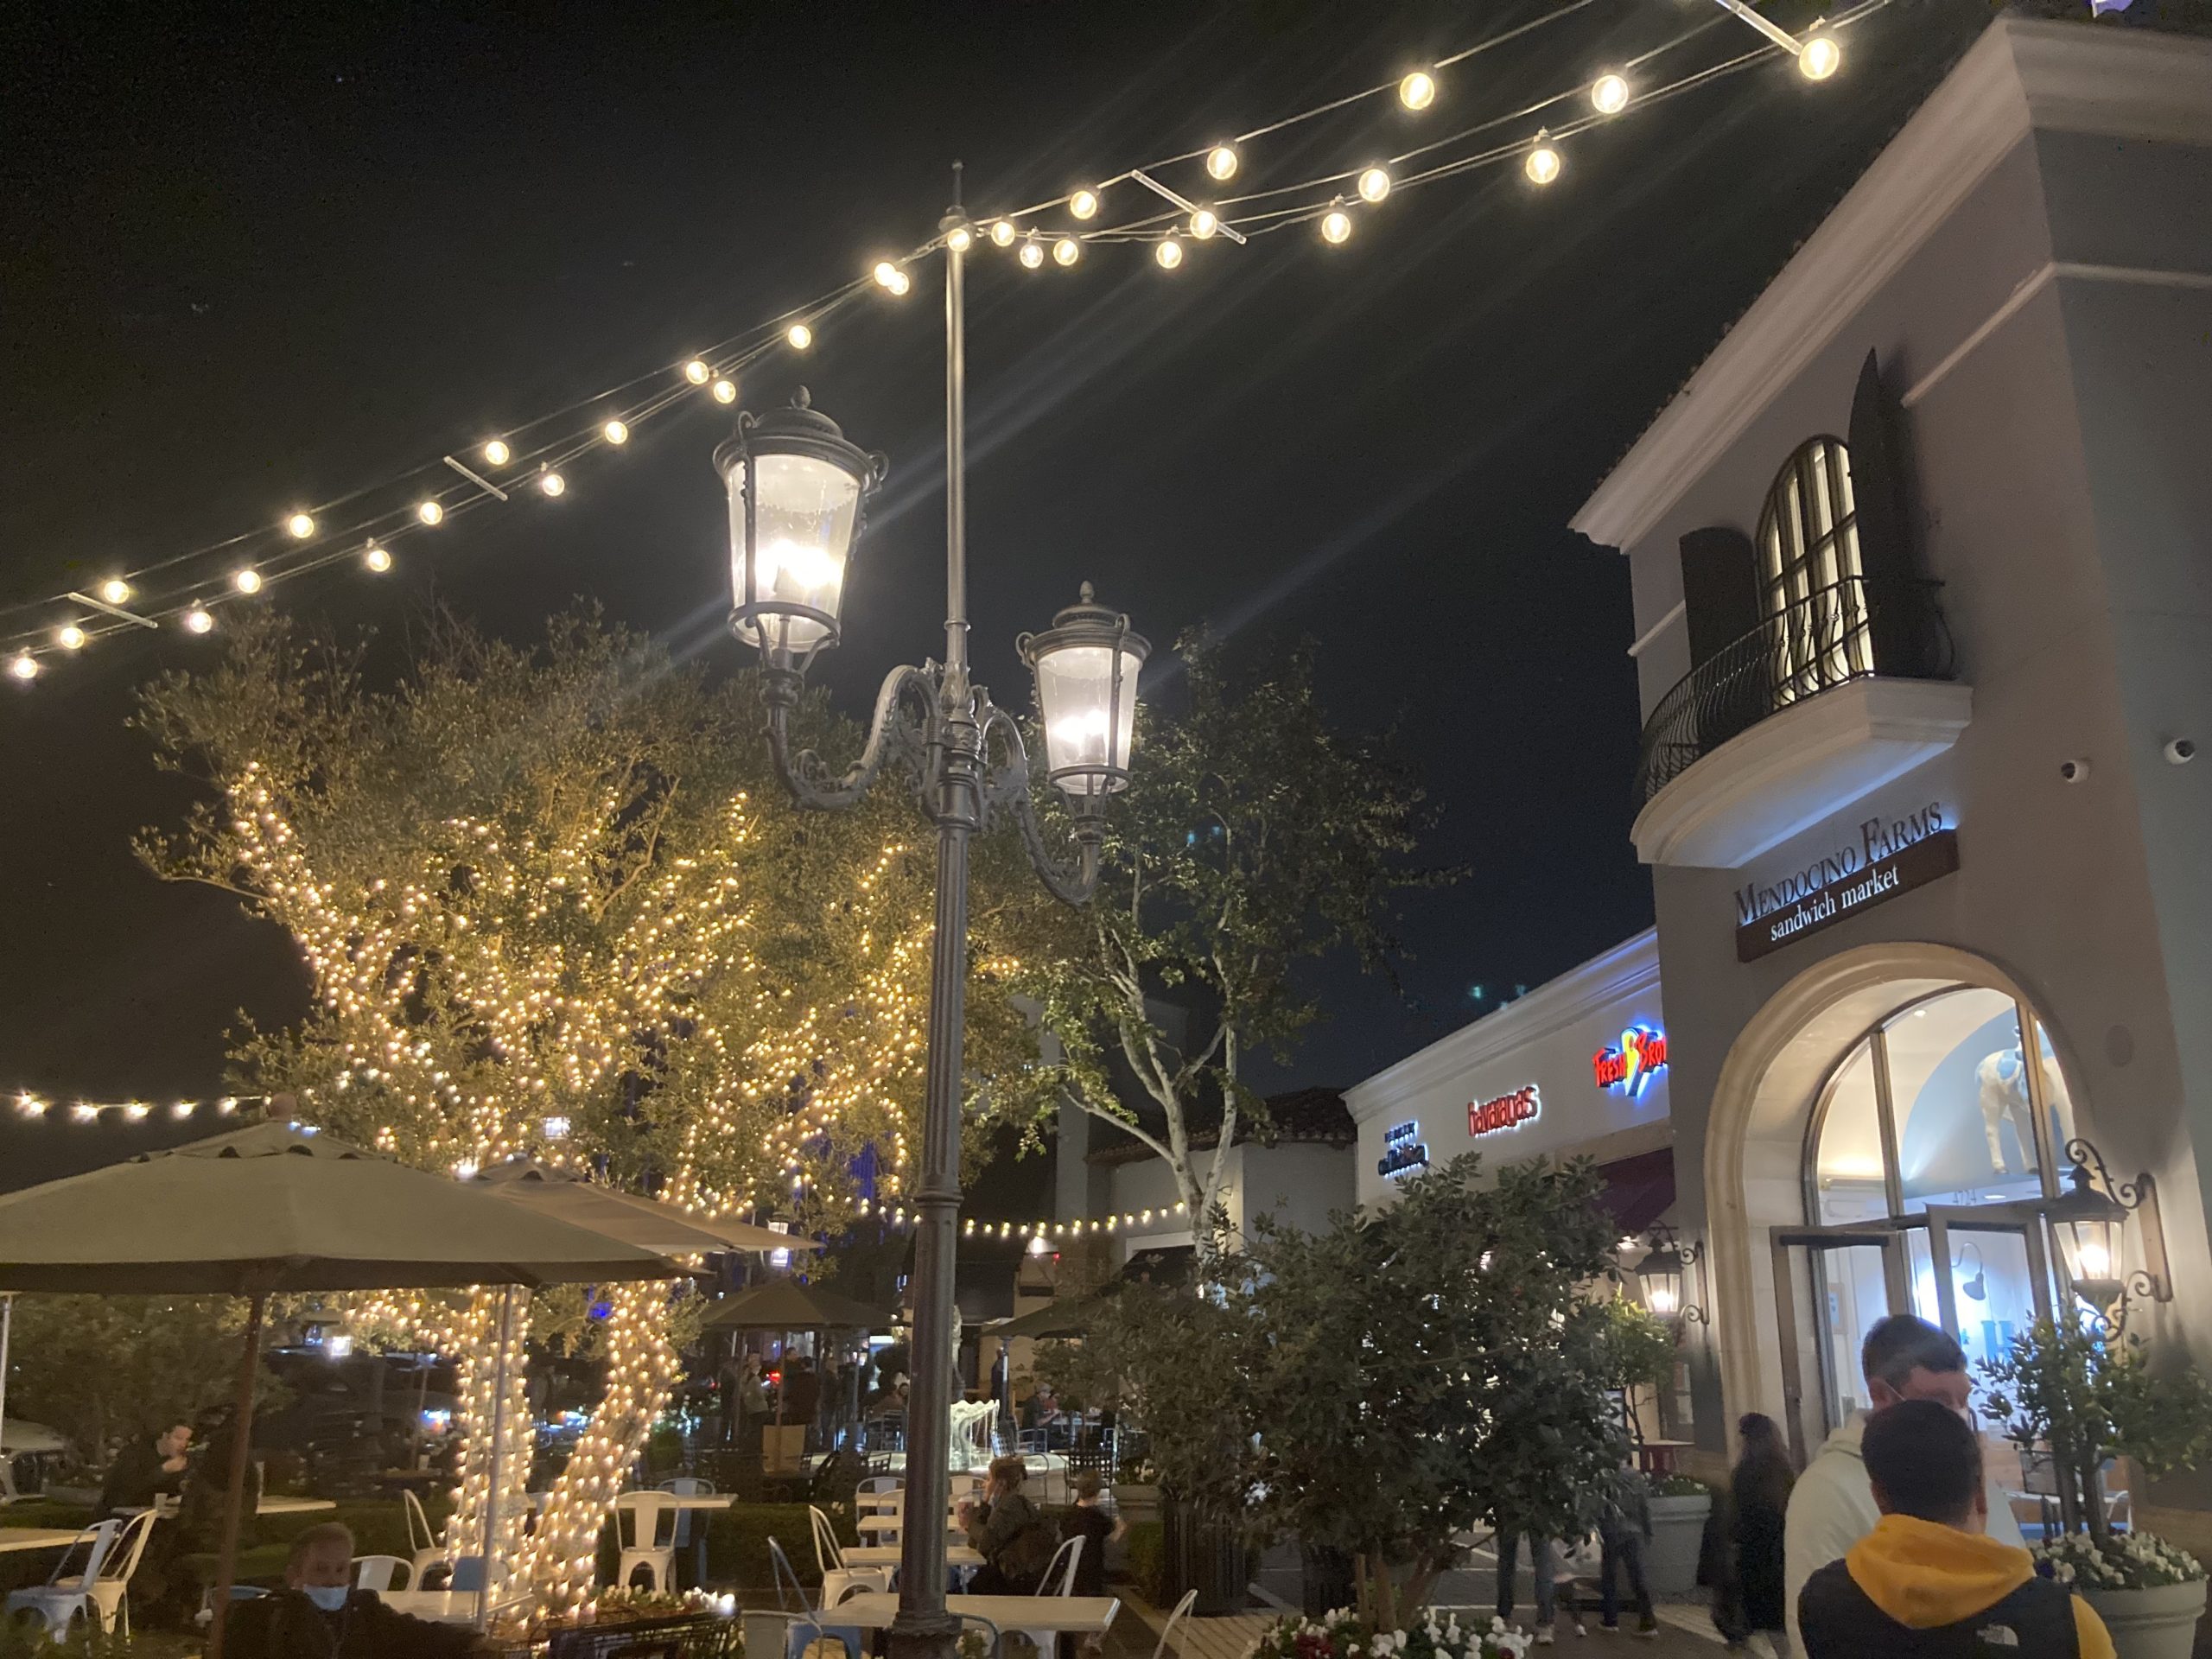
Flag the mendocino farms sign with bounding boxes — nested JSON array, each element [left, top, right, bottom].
[[1735, 804, 1959, 963]]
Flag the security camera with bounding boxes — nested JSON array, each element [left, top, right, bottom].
[[2166, 738, 2197, 766], [2059, 758, 2090, 785]]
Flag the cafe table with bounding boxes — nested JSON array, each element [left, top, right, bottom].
[[840, 1541, 984, 1570], [824, 1594, 1118, 1637], [0, 1528, 83, 1554]]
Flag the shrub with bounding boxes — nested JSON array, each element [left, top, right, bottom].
[[1124, 1519, 1169, 1605]]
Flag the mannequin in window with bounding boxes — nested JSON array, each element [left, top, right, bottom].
[[1974, 1048, 2035, 1176]]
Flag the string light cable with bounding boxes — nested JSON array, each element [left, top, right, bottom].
[[1, 0, 1880, 678]]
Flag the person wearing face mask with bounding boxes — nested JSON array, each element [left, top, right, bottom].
[[227, 1523, 481, 1659], [1783, 1316, 2024, 1656]]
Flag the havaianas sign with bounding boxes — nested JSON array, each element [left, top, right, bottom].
[[1734, 803, 1959, 963]]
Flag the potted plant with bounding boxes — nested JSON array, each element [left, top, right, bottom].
[[1980, 1319, 2212, 1659], [1244, 1605, 1537, 1659], [1643, 1473, 1713, 1598], [1592, 1299, 1707, 1594]]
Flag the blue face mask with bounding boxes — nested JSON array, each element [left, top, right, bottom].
[[303, 1585, 350, 1613]]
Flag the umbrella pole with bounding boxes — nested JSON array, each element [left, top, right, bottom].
[[479, 1284, 518, 1631], [0, 1294, 13, 1476], [207, 1289, 269, 1659]]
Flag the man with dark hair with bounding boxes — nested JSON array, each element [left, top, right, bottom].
[[1797, 1401, 2113, 1657], [227, 1522, 482, 1659], [1783, 1314, 2024, 1651], [99, 1418, 193, 1516]]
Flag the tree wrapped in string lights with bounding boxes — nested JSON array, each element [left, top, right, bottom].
[[135, 610, 1055, 1610]]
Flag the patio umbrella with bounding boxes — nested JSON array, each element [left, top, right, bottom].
[[0, 1121, 688, 1655], [987, 1297, 1103, 1340], [473, 1161, 818, 1255], [698, 1277, 892, 1332]]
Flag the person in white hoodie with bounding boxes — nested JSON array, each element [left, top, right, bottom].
[[1782, 1314, 2024, 1655]]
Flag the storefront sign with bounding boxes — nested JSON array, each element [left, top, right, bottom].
[[1468, 1084, 1541, 1139], [1377, 1119, 1430, 1179], [1592, 1026, 1668, 1096], [1736, 825, 1961, 962]]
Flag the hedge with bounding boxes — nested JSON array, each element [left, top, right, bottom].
[[599, 1502, 860, 1595], [1124, 1519, 1169, 1605]]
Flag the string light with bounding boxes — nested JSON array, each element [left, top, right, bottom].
[[1592, 73, 1630, 114], [184, 607, 215, 634], [365, 544, 393, 573], [1052, 236, 1080, 267], [539, 472, 566, 498], [872, 260, 901, 289], [785, 322, 812, 351], [1357, 166, 1392, 204], [711, 378, 738, 404], [1189, 207, 1219, 240], [99, 578, 132, 606], [233, 568, 264, 595], [56, 625, 85, 651], [1019, 234, 1045, 270], [683, 359, 711, 385], [1154, 238, 1184, 270], [601, 419, 630, 445], [483, 440, 512, 467], [1525, 131, 1562, 185], [416, 500, 445, 527], [1319, 207, 1353, 245], [286, 512, 316, 540], [1205, 144, 1239, 181], [1068, 188, 1100, 221], [886, 270, 911, 296], [10, 654, 37, 682], [988, 219, 1016, 248], [1800, 25, 1841, 79], [1399, 70, 1437, 111], [946, 225, 973, 254]]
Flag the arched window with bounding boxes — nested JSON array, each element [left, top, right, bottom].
[[1755, 437, 1872, 699]]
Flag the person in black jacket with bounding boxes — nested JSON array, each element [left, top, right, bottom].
[[99, 1419, 193, 1516], [1796, 1402, 2114, 1659], [1729, 1414, 1796, 1654], [228, 1522, 483, 1659]]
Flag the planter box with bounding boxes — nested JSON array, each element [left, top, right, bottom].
[[1646, 1492, 1712, 1598], [1163, 1500, 1248, 1615], [2079, 1578, 2206, 1659]]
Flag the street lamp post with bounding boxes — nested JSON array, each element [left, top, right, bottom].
[[717, 206, 1148, 1659]]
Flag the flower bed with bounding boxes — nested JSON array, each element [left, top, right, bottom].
[[2033, 1532, 2208, 1592], [1245, 1606, 1537, 1659]]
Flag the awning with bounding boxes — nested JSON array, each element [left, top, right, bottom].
[[1593, 1147, 1675, 1238]]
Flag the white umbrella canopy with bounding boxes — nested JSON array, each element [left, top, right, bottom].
[[471, 1160, 819, 1256], [0, 1120, 690, 1656]]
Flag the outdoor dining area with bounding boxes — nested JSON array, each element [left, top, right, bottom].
[[0, 1123, 1176, 1659]]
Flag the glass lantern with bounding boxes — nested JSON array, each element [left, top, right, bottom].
[[1637, 1244, 1686, 1320], [715, 389, 885, 663], [1019, 584, 1150, 806], [2047, 1157, 2127, 1314]]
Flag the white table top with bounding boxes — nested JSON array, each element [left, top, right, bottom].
[[124, 1495, 337, 1518], [827, 1594, 1118, 1635], [0, 1528, 83, 1554], [377, 1590, 527, 1624], [623, 1491, 735, 1512], [842, 1542, 985, 1568]]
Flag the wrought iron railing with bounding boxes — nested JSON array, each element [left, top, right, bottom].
[[1631, 576, 1954, 811]]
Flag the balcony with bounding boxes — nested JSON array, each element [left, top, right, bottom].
[[1630, 577, 1969, 869]]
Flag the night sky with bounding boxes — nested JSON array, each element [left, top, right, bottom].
[[0, 0, 2005, 1189]]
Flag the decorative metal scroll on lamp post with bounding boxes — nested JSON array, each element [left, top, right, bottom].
[[715, 205, 1149, 1659]]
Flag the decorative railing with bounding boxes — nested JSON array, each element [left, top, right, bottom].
[[1631, 576, 1955, 811]]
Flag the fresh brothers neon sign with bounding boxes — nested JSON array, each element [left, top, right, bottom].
[[1592, 1026, 1668, 1096]]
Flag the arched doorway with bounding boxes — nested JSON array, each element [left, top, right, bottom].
[[1703, 944, 2081, 1464]]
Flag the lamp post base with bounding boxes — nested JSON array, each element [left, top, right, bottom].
[[888, 1607, 963, 1659]]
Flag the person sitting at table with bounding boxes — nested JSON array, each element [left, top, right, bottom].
[[228, 1522, 484, 1659], [99, 1416, 193, 1516], [958, 1454, 1058, 1595], [177, 1405, 264, 1555]]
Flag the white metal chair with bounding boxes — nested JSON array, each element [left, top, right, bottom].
[[1014, 1535, 1084, 1659], [352, 1554, 415, 1592], [86, 1509, 159, 1637], [810, 1504, 890, 1604], [763, 1537, 865, 1659], [4, 1519, 121, 1638], [1151, 1589, 1198, 1659], [614, 1491, 680, 1591], [403, 1488, 445, 1581]]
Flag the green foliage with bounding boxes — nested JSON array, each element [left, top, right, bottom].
[[1073, 1285, 1255, 1519], [1123, 1519, 1169, 1605], [1594, 1299, 1678, 1399], [1009, 637, 1449, 1233]]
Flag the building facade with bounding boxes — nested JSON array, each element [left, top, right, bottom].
[[1564, 16, 2212, 1518]]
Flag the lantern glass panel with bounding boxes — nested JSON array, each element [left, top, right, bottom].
[[729, 451, 862, 651], [1036, 642, 1143, 798]]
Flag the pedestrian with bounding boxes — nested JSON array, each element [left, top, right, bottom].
[[1493, 1515, 1561, 1645], [735, 1353, 771, 1453], [1796, 1401, 2113, 1658], [782, 1355, 821, 1448], [1783, 1316, 2023, 1654], [1596, 1464, 1660, 1639], [1730, 1414, 1796, 1656]]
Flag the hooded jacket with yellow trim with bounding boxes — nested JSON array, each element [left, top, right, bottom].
[[1797, 1515, 2115, 1659]]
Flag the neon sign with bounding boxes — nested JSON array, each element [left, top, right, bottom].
[[1377, 1120, 1430, 1179], [1469, 1084, 1541, 1138], [1592, 1026, 1668, 1096]]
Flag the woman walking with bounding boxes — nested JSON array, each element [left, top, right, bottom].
[[1731, 1413, 1796, 1656]]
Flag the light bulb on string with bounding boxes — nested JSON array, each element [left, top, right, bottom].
[[56, 625, 85, 651], [416, 500, 445, 527], [946, 225, 973, 253], [1189, 207, 1219, 240], [541, 472, 567, 498], [482, 439, 512, 467], [1052, 236, 1080, 267], [233, 567, 263, 594], [1069, 188, 1100, 221], [1019, 234, 1045, 270], [601, 419, 629, 445], [9, 653, 37, 682], [184, 607, 214, 635], [1205, 144, 1239, 181], [712, 378, 738, 404], [1399, 70, 1437, 111], [683, 359, 710, 385], [1525, 131, 1562, 186], [785, 322, 812, 351], [988, 219, 1016, 248], [1320, 207, 1353, 245], [1592, 73, 1630, 114], [872, 260, 900, 289], [365, 544, 392, 573], [1799, 25, 1840, 79], [100, 578, 131, 606], [886, 270, 911, 296], [1357, 166, 1392, 204], [286, 512, 316, 540], [1155, 237, 1184, 270]]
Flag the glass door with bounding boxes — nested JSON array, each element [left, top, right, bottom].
[[1771, 1225, 1908, 1465]]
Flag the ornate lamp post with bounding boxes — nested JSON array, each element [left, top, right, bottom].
[[717, 207, 1148, 1659], [2047, 1137, 2171, 1332], [1632, 1224, 1708, 1328]]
